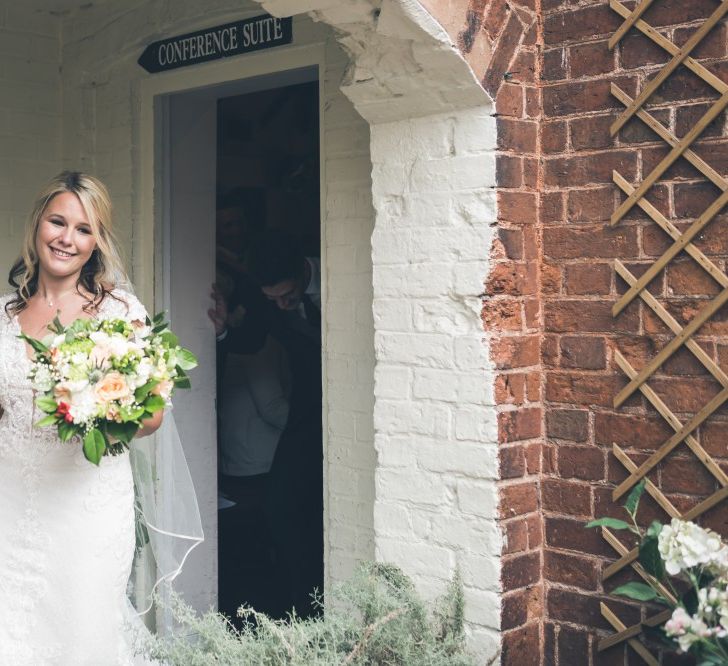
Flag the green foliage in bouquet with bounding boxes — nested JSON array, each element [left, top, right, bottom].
[[143, 562, 474, 666], [21, 312, 197, 465]]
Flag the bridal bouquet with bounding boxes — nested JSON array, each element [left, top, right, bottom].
[[21, 313, 197, 465]]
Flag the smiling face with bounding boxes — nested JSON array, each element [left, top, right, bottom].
[[35, 191, 97, 280]]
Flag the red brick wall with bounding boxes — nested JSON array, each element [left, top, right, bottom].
[[478, 0, 547, 662], [540, 1, 728, 664], [422, 0, 728, 662]]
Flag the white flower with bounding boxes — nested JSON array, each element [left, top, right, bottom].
[[665, 607, 709, 653], [107, 334, 130, 359], [665, 606, 691, 636], [68, 385, 99, 424], [130, 358, 153, 388], [31, 365, 53, 392], [133, 324, 151, 340], [89, 342, 112, 369], [89, 331, 110, 344], [658, 519, 727, 575], [64, 379, 90, 393], [71, 352, 89, 367]]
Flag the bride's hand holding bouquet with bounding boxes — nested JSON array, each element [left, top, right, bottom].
[[20, 312, 197, 464]]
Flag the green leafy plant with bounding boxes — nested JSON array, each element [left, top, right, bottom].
[[142, 563, 475, 665], [588, 481, 728, 664]]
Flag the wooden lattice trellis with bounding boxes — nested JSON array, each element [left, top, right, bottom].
[[600, 1, 728, 663]]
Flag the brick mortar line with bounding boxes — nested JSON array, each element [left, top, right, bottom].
[[533, 0, 547, 660]]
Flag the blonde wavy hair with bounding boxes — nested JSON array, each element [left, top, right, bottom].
[[6, 171, 129, 315]]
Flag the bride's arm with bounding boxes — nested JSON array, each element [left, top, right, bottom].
[[136, 410, 163, 438]]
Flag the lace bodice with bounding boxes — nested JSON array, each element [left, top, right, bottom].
[[0, 288, 152, 665]]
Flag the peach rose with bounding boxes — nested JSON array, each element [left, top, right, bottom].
[[54, 384, 71, 402], [94, 372, 130, 403]]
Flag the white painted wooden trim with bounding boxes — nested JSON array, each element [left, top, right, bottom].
[[136, 41, 330, 608]]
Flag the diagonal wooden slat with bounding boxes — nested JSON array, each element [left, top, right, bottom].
[[612, 91, 728, 225], [599, 603, 666, 662], [599, 605, 673, 651], [603, 3, 728, 662], [608, 0, 655, 49], [614, 287, 728, 407], [612, 443, 680, 519], [603, 484, 728, 579], [615, 260, 728, 390], [612, 85, 728, 193], [613, 173, 728, 290], [610, 0, 728, 136], [605, 439, 728, 580], [613, 187, 728, 314], [613, 385, 728, 500], [610, 0, 728, 95], [602, 526, 677, 603], [613, 350, 728, 488], [684, 485, 728, 521]]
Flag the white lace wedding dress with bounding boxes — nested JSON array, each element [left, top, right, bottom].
[[0, 289, 153, 665]]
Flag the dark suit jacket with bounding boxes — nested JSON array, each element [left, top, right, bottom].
[[219, 286, 322, 440]]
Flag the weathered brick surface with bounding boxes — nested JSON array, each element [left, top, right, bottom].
[[534, 0, 728, 663], [442, 0, 728, 659], [455, 0, 548, 657]]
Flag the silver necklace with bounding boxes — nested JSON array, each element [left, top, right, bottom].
[[43, 288, 77, 309]]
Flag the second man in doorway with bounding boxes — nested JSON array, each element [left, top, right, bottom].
[[211, 229, 323, 619]]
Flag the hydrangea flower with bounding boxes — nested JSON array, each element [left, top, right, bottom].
[[658, 519, 728, 576]]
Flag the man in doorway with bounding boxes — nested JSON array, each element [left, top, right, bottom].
[[210, 229, 323, 619]]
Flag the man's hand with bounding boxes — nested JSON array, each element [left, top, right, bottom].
[[208, 283, 229, 337]]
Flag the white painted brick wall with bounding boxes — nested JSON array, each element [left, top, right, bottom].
[[321, 38, 377, 582], [0, 3, 61, 279], [369, 111, 500, 655]]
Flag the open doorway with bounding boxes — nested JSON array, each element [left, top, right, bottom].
[[215, 78, 322, 622], [161, 67, 322, 622]]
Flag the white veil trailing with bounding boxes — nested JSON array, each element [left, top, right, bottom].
[[129, 413, 204, 618], [114, 276, 204, 621]]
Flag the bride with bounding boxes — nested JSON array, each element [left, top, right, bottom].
[[0, 171, 198, 665]]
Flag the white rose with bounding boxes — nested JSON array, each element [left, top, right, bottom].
[[68, 386, 100, 424], [65, 379, 89, 393], [108, 335, 130, 358], [71, 352, 89, 366], [31, 365, 53, 393], [90, 342, 112, 369], [133, 358, 153, 387], [90, 331, 110, 345]]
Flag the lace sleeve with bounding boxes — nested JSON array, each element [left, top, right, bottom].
[[102, 289, 149, 323], [0, 294, 13, 331]]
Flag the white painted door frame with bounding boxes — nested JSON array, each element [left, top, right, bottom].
[[136, 42, 327, 614]]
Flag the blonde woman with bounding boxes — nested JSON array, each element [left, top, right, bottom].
[[0, 172, 163, 663]]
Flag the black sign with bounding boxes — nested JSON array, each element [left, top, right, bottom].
[[138, 15, 293, 74]]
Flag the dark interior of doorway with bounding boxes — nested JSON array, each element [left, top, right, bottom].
[[216, 78, 322, 625]]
